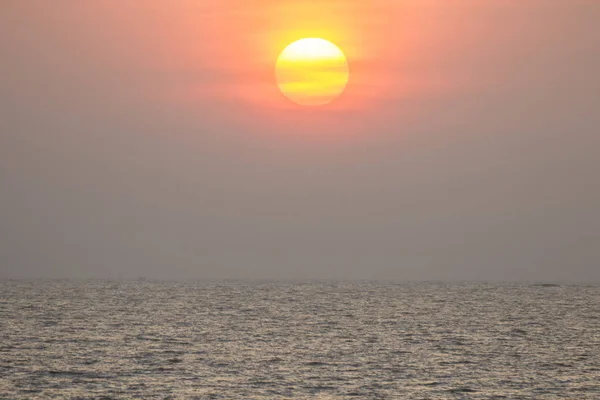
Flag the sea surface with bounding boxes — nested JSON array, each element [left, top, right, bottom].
[[0, 280, 599, 399]]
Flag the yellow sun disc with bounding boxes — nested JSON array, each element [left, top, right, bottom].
[[276, 38, 349, 107]]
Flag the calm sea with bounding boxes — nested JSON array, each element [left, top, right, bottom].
[[1, 281, 599, 399]]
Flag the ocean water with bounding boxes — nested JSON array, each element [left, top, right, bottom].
[[0, 281, 599, 399]]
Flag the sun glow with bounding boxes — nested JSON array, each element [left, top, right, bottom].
[[275, 38, 349, 107]]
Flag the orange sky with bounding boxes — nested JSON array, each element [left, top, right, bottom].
[[165, 0, 450, 112], [1, 1, 599, 280], [4, 1, 460, 135], [3, 0, 598, 141]]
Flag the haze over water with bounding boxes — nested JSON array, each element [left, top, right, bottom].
[[1, 280, 599, 399], [2, 1, 599, 397]]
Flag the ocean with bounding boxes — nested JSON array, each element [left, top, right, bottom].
[[1, 280, 599, 399]]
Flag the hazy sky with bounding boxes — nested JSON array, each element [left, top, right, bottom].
[[1, 1, 599, 281]]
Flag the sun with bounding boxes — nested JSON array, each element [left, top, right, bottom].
[[275, 38, 349, 107]]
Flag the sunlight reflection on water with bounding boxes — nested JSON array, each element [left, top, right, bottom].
[[0, 281, 599, 398]]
